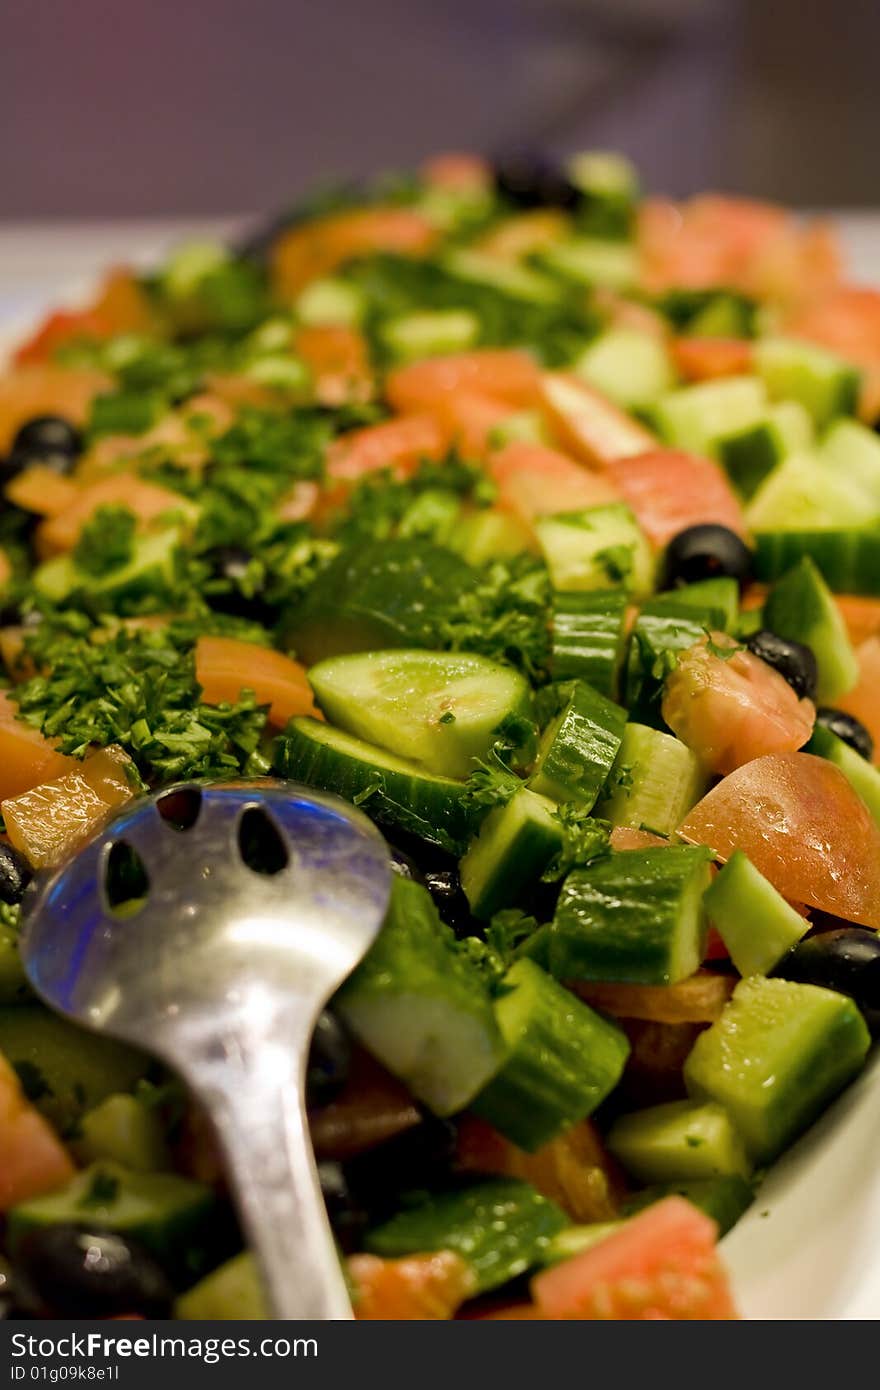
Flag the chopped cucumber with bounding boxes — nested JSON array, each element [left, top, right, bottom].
[[295, 277, 365, 326], [653, 376, 765, 458], [308, 649, 534, 780], [528, 680, 627, 808], [538, 238, 637, 291], [536, 503, 654, 597], [335, 877, 504, 1115], [621, 1176, 753, 1236], [365, 1178, 567, 1292], [821, 418, 880, 503], [704, 851, 809, 977], [754, 336, 861, 429], [550, 589, 629, 698], [685, 295, 752, 338], [541, 1222, 623, 1265], [754, 528, 880, 593], [597, 722, 706, 836], [624, 605, 710, 727], [745, 452, 878, 533], [442, 248, 560, 304], [34, 528, 181, 606], [572, 328, 674, 411], [471, 959, 629, 1150], [460, 789, 562, 919], [550, 844, 712, 985], [567, 150, 638, 236], [396, 489, 461, 544], [607, 1099, 752, 1184], [487, 410, 549, 449], [718, 401, 813, 500], [8, 1163, 222, 1279], [763, 556, 858, 700], [0, 1006, 148, 1135], [648, 577, 739, 631], [280, 540, 473, 664], [380, 309, 479, 361], [684, 976, 871, 1163], [806, 724, 880, 826], [447, 507, 535, 565], [177, 1252, 266, 1320], [274, 717, 478, 854], [74, 1093, 171, 1173]]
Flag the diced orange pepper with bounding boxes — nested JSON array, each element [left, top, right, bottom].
[[3, 744, 137, 870], [295, 324, 374, 406], [35, 475, 194, 557], [195, 636, 318, 728], [272, 207, 438, 298], [0, 366, 112, 454], [0, 691, 76, 802], [571, 971, 734, 1025], [349, 1251, 475, 1320], [5, 466, 80, 518]]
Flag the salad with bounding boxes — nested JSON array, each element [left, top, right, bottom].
[[1, 150, 880, 1321]]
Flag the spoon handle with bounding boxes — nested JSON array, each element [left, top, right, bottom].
[[190, 1025, 353, 1321]]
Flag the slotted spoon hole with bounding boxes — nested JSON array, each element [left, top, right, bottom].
[[237, 806, 289, 876], [156, 786, 202, 832], [104, 840, 150, 917]]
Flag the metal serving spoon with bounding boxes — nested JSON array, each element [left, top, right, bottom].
[[19, 779, 392, 1321]]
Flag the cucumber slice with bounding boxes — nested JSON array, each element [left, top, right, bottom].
[[821, 418, 880, 503], [745, 452, 878, 532], [754, 528, 880, 594], [335, 877, 504, 1115], [608, 1099, 752, 1184], [380, 309, 480, 362], [74, 1094, 171, 1174], [308, 649, 534, 780], [177, 1252, 266, 1320], [295, 277, 365, 326], [754, 336, 861, 429], [460, 789, 562, 919], [703, 851, 809, 977], [471, 958, 630, 1150], [718, 401, 812, 500], [597, 723, 706, 836], [365, 1178, 567, 1292], [535, 503, 654, 598], [806, 724, 880, 826], [442, 248, 561, 304], [528, 680, 627, 808], [684, 976, 871, 1163], [0, 1006, 148, 1135], [763, 556, 858, 700], [621, 1176, 753, 1236], [550, 844, 712, 985], [653, 376, 766, 458], [447, 507, 535, 566], [572, 328, 674, 410], [550, 589, 629, 697], [646, 578, 738, 631], [274, 717, 478, 854], [538, 238, 637, 291], [8, 1163, 222, 1278], [280, 540, 473, 665]]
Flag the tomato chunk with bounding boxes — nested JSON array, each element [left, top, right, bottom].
[[349, 1251, 475, 1320], [195, 637, 318, 728], [325, 414, 447, 482], [608, 449, 746, 549], [671, 337, 754, 383], [490, 441, 618, 524], [836, 635, 880, 766], [386, 350, 540, 416], [0, 692, 76, 802], [0, 1054, 74, 1210]]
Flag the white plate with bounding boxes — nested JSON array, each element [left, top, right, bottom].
[[3, 267, 880, 1323]]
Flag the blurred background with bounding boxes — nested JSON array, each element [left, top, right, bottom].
[[3, 0, 880, 218]]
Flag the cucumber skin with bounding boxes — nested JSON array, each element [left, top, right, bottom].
[[754, 529, 880, 594], [763, 556, 858, 701], [807, 724, 880, 826], [471, 959, 630, 1151], [598, 722, 706, 837], [529, 680, 627, 809], [335, 877, 504, 1116], [703, 850, 808, 977], [460, 789, 562, 920], [624, 608, 709, 728], [550, 845, 712, 985], [550, 589, 628, 697], [365, 1178, 568, 1292], [274, 717, 479, 854], [684, 976, 871, 1163]]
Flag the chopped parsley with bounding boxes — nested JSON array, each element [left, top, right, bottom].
[[73, 505, 137, 576]]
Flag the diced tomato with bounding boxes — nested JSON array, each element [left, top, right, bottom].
[[0, 1054, 75, 1210], [783, 286, 880, 419], [271, 206, 438, 298], [662, 633, 814, 775], [679, 751, 880, 927], [834, 596, 880, 648], [489, 440, 618, 525], [671, 337, 754, 383], [593, 288, 669, 340], [607, 449, 747, 548], [475, 210, 572, 263], [5, 466, 80, 519], [14, 269, 161, 367], [703, 928, 730, 962], [531, 1196, 738, 1320], [350, 1251, 475, 1320], [195, 637, 318, 728], [835, 635, 880, 766], [325, 414, 447, 482], [0, 692, 76, 802], [3, 744, 136, 870], [419, 152, 492, 192], [426, 391, 514, 460], [0, 366, 112, 454], [456, 1116, 624, 1224], [310, 1049, 421, 1161], [35, 475, 195, 557], [538, 373, 656, 470], [572, 971, 734, 1025], [386, 349, 541, 416], [294, 324, 374, 407]]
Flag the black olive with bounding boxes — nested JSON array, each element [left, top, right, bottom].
[[661, 524, 754, 590], [423, 867, 474, 936], [2, 446, 79, 485], [774, 928, 880, 1034], [816, 707, 874, 761], [493, 153, 579, 210], [306, 1011, 351, 1110], [200, 545, 274, 623], [12, 416, 82, 458], [745, 630, 818, 701], [318, 1161, 365, 1251], [345, 1118, 458, 1219], [13, 1226, 173, 1318], [0, 844, 31, 906]]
